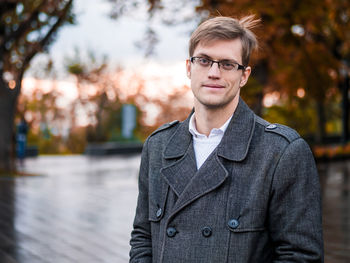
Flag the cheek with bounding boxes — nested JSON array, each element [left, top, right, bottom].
[[190, 72, 202, 85], [227, 76, 241, 88]]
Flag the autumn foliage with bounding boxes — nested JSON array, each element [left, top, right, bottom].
[[108, 0, 350, 142], [5, 0, 350, 157], [17, 62, 193, 154]]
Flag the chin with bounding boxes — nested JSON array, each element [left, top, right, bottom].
[[202, 101, 231, 109], [199, 96, 239, 110]]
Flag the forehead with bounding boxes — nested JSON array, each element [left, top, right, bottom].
[[193, 39, 243, 62]]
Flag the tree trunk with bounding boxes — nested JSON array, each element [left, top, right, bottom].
[[341, 74, 349, 144], [0, 82, 17, 172], [252, 59, 268, 116], [316, 100, 326, 144]]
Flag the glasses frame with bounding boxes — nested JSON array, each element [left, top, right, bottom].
[[190, 57, 246, 71]]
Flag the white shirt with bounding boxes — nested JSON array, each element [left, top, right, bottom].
[[189, 114, 232, 169]]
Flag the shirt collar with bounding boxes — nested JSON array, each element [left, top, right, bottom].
[[189, 113, 233, 138]]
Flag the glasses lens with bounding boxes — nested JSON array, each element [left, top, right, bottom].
[[197, 58, 211, 67], [220, 61, 236, 71]]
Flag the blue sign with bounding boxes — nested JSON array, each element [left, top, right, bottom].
[[122, 104, 136, 139]]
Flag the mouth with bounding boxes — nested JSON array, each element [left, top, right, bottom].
[[202, 83, 225, 89]]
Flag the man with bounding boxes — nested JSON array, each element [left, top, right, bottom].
[[130, 15, 323, 262]]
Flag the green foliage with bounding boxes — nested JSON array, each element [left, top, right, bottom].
[[64, 48, 108, 78], [262, 91, 342, 138], [67, 63, 85, 75], [263, 99, 319, 137], [65, 127, 87, 154]]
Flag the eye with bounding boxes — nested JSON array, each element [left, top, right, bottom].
[[198, 57, 211, 66], [221, 61, 236, 70]]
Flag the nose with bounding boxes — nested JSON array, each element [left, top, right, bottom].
[[207, 62, 221, 79]]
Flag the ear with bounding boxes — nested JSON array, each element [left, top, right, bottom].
[[186, 59, 191, 79], [239, 66, 251, 87]]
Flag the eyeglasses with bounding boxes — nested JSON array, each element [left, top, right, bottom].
[[190, 57, 246, 71]]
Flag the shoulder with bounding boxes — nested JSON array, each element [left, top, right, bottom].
[[253, 116, 314, 166], [143, 120, 180, 151], [254, 115, 300, 143], [149, 120, 180, 138]]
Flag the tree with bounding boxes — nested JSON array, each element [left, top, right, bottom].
[[124, 82, 192, 138], [17, 76, 71, 154], [64, 49, 190, 142], [0, 0, 74, 171], [107, 0, 350, 142], [65, 50, 125, 142]]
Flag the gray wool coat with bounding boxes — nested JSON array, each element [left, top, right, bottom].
[[129, 98, 323, 263]]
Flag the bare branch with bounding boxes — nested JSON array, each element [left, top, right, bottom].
[[0, 0, 48, 48], [16, 0, 73, 93]]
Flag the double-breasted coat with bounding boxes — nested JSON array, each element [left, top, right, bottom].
[[130, 99, 323, 263]]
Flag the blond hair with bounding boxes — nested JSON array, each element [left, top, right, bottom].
[[189, 15, 259, 66]]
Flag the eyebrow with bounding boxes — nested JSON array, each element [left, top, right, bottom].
[[195, 53, 239, 63]]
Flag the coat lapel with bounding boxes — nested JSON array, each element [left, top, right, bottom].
[[161, 144, 197, 197], [217, 99, 256, 161], [169, 152, 229, 215], [161, 116, 197, 197]]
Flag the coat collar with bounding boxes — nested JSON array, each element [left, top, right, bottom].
[[163, 98, 256, 162], [163, 115, 192, 159]]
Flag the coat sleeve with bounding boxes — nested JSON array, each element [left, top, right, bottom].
[[269, 138, 324, 262], [129, 139, 152, 263]]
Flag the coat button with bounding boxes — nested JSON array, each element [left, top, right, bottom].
[[228, 219, 240, 229], [266, 124, 277, 130], [156, 208, 162, 218], [202, 226, 212, 237], [166, 227, 177, 237]]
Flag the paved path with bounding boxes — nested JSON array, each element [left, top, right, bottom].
[[319, 161, 350, 262], [0, 155, 140, 263], [0, 155, 349, 262]]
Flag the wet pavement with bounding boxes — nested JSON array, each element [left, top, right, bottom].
[[0, 155, 140, 263], [318, 161, 350, 262], [0, 155, 349, 262]]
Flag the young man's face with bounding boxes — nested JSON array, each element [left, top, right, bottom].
[[186, 38, 251, 112]]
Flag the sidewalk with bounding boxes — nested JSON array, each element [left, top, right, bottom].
[[318, 161, 350, 262], [0, 155, 140, 263], [0, 155, 349, 262]]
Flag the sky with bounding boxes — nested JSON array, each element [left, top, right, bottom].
[[26, 0, 197, 87]]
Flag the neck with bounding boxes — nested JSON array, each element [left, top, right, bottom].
[[194, 99, 239, 136]]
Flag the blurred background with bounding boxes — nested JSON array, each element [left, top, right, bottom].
[[1, 0, 350, 163], [0, 0, 350, 262]]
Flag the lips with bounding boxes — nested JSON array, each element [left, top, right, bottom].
[[202, 83, 225, 89]]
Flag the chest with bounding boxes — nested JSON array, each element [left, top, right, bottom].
[[149, 149, 275, 229]]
